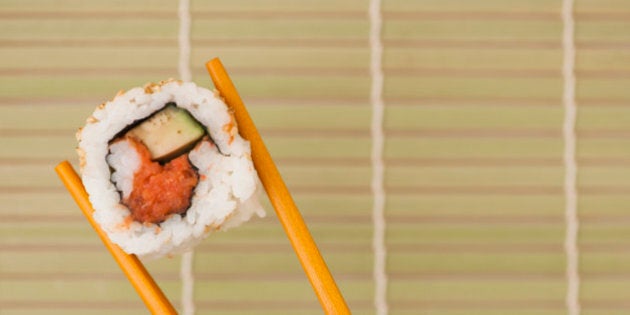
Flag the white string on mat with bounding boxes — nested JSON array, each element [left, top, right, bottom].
[[178, 0, 192, 83], [178, 0, 195, 314], [180, 251, 195, 315], [369, 0, 388, 314], [562, 0, 580, 314]]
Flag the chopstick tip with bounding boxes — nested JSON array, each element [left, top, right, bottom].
[[55, 160, 72, 173]]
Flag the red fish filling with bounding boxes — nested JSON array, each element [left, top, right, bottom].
[[124, 137, 198, 224]]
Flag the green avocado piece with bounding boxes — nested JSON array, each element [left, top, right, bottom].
[[127, 104, 205, 161]]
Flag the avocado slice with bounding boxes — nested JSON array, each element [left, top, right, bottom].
[[127, 105, 205, 161]]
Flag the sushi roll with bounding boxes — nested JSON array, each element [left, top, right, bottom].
[[76, 79, 265, 259]]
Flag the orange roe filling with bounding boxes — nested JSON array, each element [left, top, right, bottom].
[[124, 137, 198, 224]]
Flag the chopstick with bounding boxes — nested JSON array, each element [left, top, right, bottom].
[[54, 161, 178, 315], [206, 58, 351, 314]]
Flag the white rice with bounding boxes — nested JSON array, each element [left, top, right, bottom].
[[77, 80, 265, 260]]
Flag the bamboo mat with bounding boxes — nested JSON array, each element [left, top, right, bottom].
[[2, 0, 630, 314]]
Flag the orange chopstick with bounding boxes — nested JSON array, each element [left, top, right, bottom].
[[206, 58, 351, 314], [55, 161, 177, 315]]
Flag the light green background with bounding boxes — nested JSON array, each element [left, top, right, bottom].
[[1, 0, 630, 314]]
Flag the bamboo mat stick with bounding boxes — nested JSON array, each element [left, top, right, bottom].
[[205, 58, 351, 314], [55, 161, 178, 315]]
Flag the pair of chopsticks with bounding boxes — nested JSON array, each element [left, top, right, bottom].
[[55, 58, 350, 314]]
